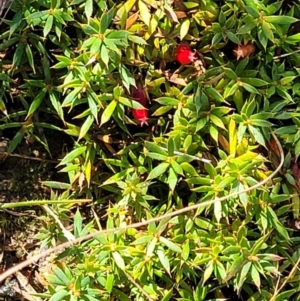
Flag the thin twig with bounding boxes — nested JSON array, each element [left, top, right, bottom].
[[0, 0, 13, 26], [160, 147, 211, 163], [269, 256, 300, 301], [123, 270, 154, 301], [0, 151, 58, 164], [273, 49, 300, 60], [0, 132, 284, 283], [42, 205, 75, 242]]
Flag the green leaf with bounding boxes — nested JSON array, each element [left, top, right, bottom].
[[82, 24, 98, 35], [100, 100, 118, 126], [7, 128, 25, 153], [128, 35, 147, 45], [138, 0, 151, 26], [161, 288, 173, 301], [205, 86, 225, 103], [224, 83, 239, 98], [209, 124, 219, 143], [44, 15, 53, 37], [146, 237, 157, 257], [100, 6, 116, 33], [155, 97, 179, 106], [238, 22, 256, 34], [235, 57, 249, 75], [245, 6, 259, 18], [147, 162, 170, 179], [266, 1, 283, 14], [147, 152, 168, 161], [240, 78, 269, 87], [264, 15, 298, 25], [167, 137, 174, 156], [105, 273, 114, 293], [251, 265, 261, 289], [119, 96, 146, 109], [59, 146, 87, 165], [211, 33, 223, 46], [167, 167, 178, 191], [204, 162, 217, 178], [49, 91, 64, 122], [242, 83, 260, 94], [210, 114, 225, 129], [28, 10, 49, 19], [203, 261, 214, 285], [12, 42, 26, 69], [112, 251, 125, 270], [214, 199, 222, 222], [248, 125, 265, 146], [91, 38, 102, 55], [132, 235, 153, 245], [87, 93, 99, 121], [292, 193, 300, 219], [120, 64, 135, 91], [25, 44, 35, 73], [224, 68, 237, 80], [78, 115, 94, 141], [49, 290, 69, 301], [100, 44, 109, 66], [148, 9, 163, 36], [182, 240, 190, 261], [258, 29, 268, 50], [85, 0, 93, 19], [223, 255, 246, 283], [238, 261, 252, 289], [157, 247, 171, 274], [41, 181, 72, 189], [285, 33, 300, 44], [52, 266, 72, 286], [223, 246, 241, 255], [181, 162, 198, 176], [261, 21, 274, 41], [226, 31, 240, 44], [159, 236, 182, 252], [112, 288, 131, 301], [249, 119, 273, 127], [144, 141, 168, 155], [26, 88, 47, 118], [180, 18, 190, 40], [198, 66, 224, 82], [74, 209, 83, 237], [275, 290, 297, 300]]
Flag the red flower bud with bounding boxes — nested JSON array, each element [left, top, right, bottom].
[[131, 81, 149, 126], [174, 43, 197, 65]]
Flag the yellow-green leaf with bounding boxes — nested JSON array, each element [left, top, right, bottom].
[[180, 19, 190, 40], [101, 100, 118, 126], [138, 0, 151, 26], [229, 119, 237, 156]]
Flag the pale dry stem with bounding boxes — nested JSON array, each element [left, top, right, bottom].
[[270, 256, 300, 301], [42, 205, 75, 242]]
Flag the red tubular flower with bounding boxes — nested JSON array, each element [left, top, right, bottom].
[[174, 42, 197, 65], [131, 81, 149, 126]]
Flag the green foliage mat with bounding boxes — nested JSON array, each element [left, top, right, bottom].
[[0, 0, 300, 300]]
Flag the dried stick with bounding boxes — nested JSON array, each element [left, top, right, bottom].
[[0, 132, 284, 283], [122, 270, 154, 301], [273, 49, 300, 60], [42, 205, 75, 242], [270, 256, 300, 301], [0, 151, 58, 164]]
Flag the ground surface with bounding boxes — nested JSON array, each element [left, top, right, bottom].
[[0, 131, 67, 300]]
